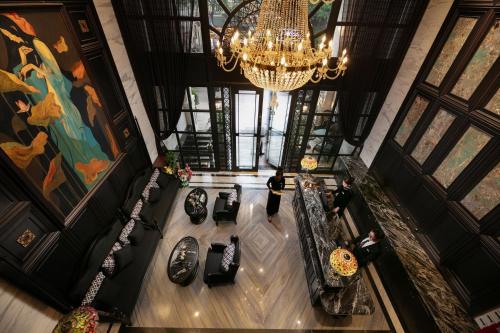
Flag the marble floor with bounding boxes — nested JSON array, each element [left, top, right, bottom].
[[130, 183, 392, 331]]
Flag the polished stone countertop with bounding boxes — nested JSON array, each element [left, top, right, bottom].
[[341, 157, 477, 332], [294, 175, 374, 315]]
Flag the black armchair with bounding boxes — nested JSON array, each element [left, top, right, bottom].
[[212, 184, 241, 225], [203, 235, 240, 287]]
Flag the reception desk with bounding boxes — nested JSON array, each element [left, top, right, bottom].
[[293, 175, 374, 315]]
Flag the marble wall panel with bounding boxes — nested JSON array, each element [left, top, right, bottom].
[[451, 21, 500, 100], [93, 0, 158, 162], [426, 17, 478, 87], [461, 163, 500, 220], [360, 0, 454, 167], [394, 96, 429, 146], [411, 108, 455, 164], [433, 126, 491, 188]]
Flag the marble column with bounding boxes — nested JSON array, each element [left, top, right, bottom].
[[360, 0, 453, 167], [93, 0, 158, 163]]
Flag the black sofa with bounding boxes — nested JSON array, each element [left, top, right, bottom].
[[212, 184, 241, 225], [203, 235, 240, 287], [70, 167, 180, 321]]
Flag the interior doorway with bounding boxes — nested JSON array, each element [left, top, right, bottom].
[[233, 89, 263, 171], [266, 91, 292, 168]]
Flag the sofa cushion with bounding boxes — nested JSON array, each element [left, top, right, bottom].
[[139, 203, 154, 225], [81, 272, 105, 306], [205, 251, 224, 275], [114, 245, 134, 273], [92, 277, 120, 310], [128, 222, 144, 245], [148, 187, 161, 203], [214, 197, 226, 213], [157, 173, 173, 188], [119, 220, 136, 245], [220, 243, 235, 272]]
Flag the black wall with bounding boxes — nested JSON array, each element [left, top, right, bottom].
[[371, 0, 500, 316], [0, 0, 150, 311]]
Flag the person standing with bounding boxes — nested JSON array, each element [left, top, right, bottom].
[[331, 176, 354, 217], [266, 168, 285, 222]]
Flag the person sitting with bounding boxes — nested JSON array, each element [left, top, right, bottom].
[[351, 228, 385, 267]]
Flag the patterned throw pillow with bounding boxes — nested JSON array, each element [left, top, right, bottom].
[[101, 255, 115, 276], [119, 220, 136, 245], [220, 243, 235, 272], [111, 242, 122, 253], [226, 190, 238, 207], [130, 200, 143, 220], [142, 180, 160, 202], [81, 272, 105, 305], [151, 168, 160, 182]]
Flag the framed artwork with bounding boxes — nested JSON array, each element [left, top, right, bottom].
[[0, 6, 120, 221]]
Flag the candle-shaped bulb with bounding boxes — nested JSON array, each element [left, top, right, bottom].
[[342, 48, 347, 56], [298, 42, 303, 51], [266, 29, 271, 36], [243, 38, 248, 46], [322, 58, 328, 66], [343, 56, 348, 64], [268, 41, 273, 49], [243, 53, 248, 61], [322, 35, 326, 42], [280, 55, 286, 65]]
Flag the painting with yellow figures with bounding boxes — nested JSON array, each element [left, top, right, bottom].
[[0, 10, 120, 219]]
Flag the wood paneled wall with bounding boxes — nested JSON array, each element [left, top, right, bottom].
[[371, 0, 499, 316]]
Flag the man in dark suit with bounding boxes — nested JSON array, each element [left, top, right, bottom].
[[330, 176, 355, 217], [351, 229, 385, 267]]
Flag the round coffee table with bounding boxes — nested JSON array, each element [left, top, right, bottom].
[[184, 188, 208, 224], [167, 236, 199, 286]]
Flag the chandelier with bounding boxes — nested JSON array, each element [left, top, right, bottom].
[[215, 0, 348, 92]]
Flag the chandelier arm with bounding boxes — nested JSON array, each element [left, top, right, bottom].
[[220, 57, 241, 72], [323, 70, 343, 80]]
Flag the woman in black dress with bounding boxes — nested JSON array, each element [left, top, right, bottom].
[[266, 168, 285, 222]]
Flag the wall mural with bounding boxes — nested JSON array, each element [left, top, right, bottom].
[[0, 11, 120, 219]]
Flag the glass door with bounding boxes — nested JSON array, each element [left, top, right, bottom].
[[233, 89, 262, 170], [267, 92, 292, 167]]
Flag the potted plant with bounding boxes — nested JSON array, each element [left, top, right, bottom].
[[177, 163, 193, 188], [163, 151, 177, 175]]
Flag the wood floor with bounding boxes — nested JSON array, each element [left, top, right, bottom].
[[131, 187, 391, 331]]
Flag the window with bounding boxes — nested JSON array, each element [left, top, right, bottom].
[[163, 87, 216, 169], [394, 95, 429, 146], [433, 126, 491, 188]]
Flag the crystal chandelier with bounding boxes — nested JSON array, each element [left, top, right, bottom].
[[215, 0, 348, 92]]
